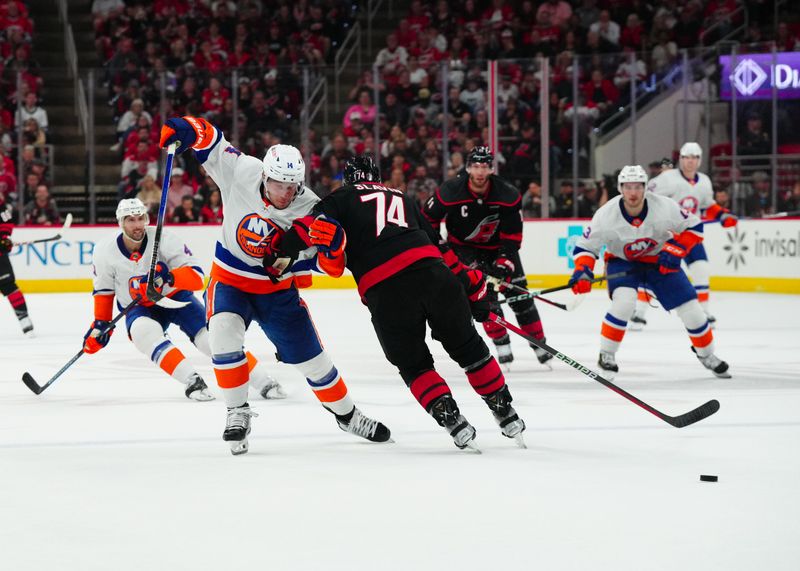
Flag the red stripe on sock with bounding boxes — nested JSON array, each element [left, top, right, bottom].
[[520, 320, 544, 340], [466, 358, 506, 396], [482, 319, 507, 339], [409, 370, 452, 410], [7, 289, 25, 309]]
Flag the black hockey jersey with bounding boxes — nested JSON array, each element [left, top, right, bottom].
[[0, 199, 13, 238], [423, 173, 523, 253], [312, 181, 443, 297]]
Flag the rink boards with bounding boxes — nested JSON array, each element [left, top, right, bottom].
[[8, 218, 800, 294]]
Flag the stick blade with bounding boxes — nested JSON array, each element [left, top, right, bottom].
[[62, 213, 73, 232], [22, 372, 44, 395], [667, 399, 720, 428]]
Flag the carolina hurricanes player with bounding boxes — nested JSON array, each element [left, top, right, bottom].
[[0, 193, 34, 335], [159, 117, 391, 455], [630, 142, 737, 329], [570, 165, 731, 379], [85, 198, 285, 401]]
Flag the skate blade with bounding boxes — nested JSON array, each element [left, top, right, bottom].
[[502, 363, 511, 373], [513, 434, 527, 449], [189, 390, 215, 401], [462, 441, 482, 454], [230, 439, 249, 455], [713, 371, 732, 379], [261, 385, 288, 400]]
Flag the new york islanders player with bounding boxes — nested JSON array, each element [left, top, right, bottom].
[[159, 117, 391, 455], [85, 198, 285, 401], [569, 165, 730, 379], [630, 142, 737, 329], [423, 146, 551, 368], [0, 193, 34, 335], [267, 155, 527, 451]]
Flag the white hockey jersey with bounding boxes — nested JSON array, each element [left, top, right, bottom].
[[647, 168, 714, 216], [193, 127, 318, 293], [573, 193, 702, 264], [92, 227, 203, 307]]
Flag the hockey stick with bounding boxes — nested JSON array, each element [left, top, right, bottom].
[[144, 142, 186, 309], [21, 298, 141, 395], [489, 312, 720, 428], [703, 210, 800, 224], [490, 272, 629, 311], [12, 213, 73, 246]]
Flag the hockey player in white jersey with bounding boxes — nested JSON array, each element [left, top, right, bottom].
[[630, 142, 737, 329], [569, 165, 731, 379], [159, 117, 391, 454], [85, 198, 285, 401]]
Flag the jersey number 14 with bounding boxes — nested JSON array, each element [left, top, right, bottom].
[[360, 191, 408, 235]]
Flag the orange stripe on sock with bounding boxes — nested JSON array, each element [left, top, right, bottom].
[[690, 329, 714, 348], [214, 362, 250, 389], [159, 347, 186, 375], [245, 351, 258, 372], [205, 279, 216, 321], [601, 322, 626, 342], [637, 290, 652, 302], [697, 292, 709, 303], [312, 378, 348, 403]]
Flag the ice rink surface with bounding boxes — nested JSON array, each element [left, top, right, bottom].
[[1, 289, 798, 570]]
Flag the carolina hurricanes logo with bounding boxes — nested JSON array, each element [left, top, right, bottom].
[[236, 214, 283, 258], [623, 238, 658, 259], [679, 196, 699, 214], [464, 214, 500, 243]]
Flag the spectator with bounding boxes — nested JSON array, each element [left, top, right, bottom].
[[577, 0, 601, 31], [406, 164, 437, 206], [0, 158, 17, 202], [521, 181, 554, 218], [614, 46, 647, 90], [201, 76, 230, 120], [167, 168, 194, 214], [200, 188, 224, 223], [382, 92, 409, 129], [22, 171, 40, 201], [245, 90, 279, 139], [536, 0, 572, 29], [583, 69, 619, 117], [620, 13, 644, 50], [745, 171, 774, 217], [779, 181, 800, 213], [589, 10, 620, 46], [135, 175, 161, 217], [374, 33, 408, 80], [459, 77, 485, 113], [15, 92, 48, 132], [344, 89, 377, 130], [22, 118, 45, 146], [388, 167, 407, 193], [739, 111, 771, 157], [577, 181, 603, 217], [714, 188, 732, 211], [121, 139, 158, 179], [23, 184, 60, 225], [113, 99, 152, 151], [171, 194, 201, 223], [554, 180, 575, 217]]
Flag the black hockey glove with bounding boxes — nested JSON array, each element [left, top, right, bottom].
[[0, 234, 11, 254]]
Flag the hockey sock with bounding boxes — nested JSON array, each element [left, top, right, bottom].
[[408, 370, 452, 411], [675, 300, 715, 357], [519, 320, 544, 341], [688, 260, 711, 314], [212, 350, 250, 408], [483, 319, 508, 343], [635, 287, 653, 315], [151, 340, 195, 383], [465, 356, 505, 396], [296, 351, 353, 416], [6, 288, 28, 319], [600, 287, 636, 354]]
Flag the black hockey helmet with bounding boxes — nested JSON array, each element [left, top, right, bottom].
[[344, 154, 380, 184], [467, 145, 494, 166]]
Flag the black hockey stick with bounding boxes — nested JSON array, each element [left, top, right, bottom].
[[12, 213, 73, 246], [143, 142, 186, 309], [21, 298, 141, 395], [488, 271, 630, 299], [489, 312, 720, 428]]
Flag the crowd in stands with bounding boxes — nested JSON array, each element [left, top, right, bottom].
[[0, 0, 56, 224]]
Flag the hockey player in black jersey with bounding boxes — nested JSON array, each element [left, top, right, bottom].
[[423, 146, 551, 367], [264, 155, 527, 450], [0, 194, 33, 336]]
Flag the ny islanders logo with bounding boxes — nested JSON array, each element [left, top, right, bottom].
[[236, 214, 283, 258], [678, 196, 699, 214], [623, 238, 658, 259]]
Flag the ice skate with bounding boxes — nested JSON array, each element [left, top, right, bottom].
[[223, 404, 258, 455], [18, 316, 34, 337], [483, 385, 527, 449], [429, 395, 480, 452], [692, 347, 731, 378], [336, 407, 392, 443], [706, 314, 717, 329], [185, 374, 215, 401], [531, 340, 553, 368], [628, 313, 647, 331], [598, 351, 619, 379], [259, 378, 287, 400], [496, 342, 514, 369]]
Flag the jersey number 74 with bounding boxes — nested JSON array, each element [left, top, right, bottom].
[[360, 191, 409, 235]]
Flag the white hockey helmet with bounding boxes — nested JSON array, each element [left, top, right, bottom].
[[263, 144, 305, 184], [680, 142, 703, 164], [116, 198, 149, 224], [617, 164, 648, 191]]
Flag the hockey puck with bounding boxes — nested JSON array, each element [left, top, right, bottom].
[[700, 475, 718, 482]]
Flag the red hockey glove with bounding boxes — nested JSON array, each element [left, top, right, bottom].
[[492, 256, 515, 282], [720, 212, 738, 228], [658, 241, 686, 274], [309, 216, 346, 258], [83, 320, 113, 354], [464, 268, 490, 322], [569, 267, 595, 294]]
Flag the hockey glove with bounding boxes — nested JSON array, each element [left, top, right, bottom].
[[136, 262, 174, 301], [658, 241, 686, 275], [159, 116, 214, 154], [261, 232, 295, 284], [720, 212, 738, 228], [83, 320, 113, 354], [309, 216, 346, 258], [0, 234, 11, 254], [568, 267, 595, 294], [464, 268, 491, 322]]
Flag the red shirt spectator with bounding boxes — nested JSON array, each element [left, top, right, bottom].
[[620, 14, 644, 50], [193, 40, 226, 73], [405, 0, 431, 34], [583, 69, 619, 110], [482, 0, 514, 31], [201, 78, 230, 115]]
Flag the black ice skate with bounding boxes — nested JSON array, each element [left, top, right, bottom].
[[185, 374, 215, 401], [531, 339, 554, 367], [598, 351, 619, 379], [223, 404, 258, 455], [18, 315, 34, 337], [336, 407, 392, 443], [429, 395, 479, 452], [628, 313, 647, 331], [692, 347, 731, 378], [482, 385, 526, 448]]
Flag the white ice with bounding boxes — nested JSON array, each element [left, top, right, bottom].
[[1, 289, 799, 571]]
